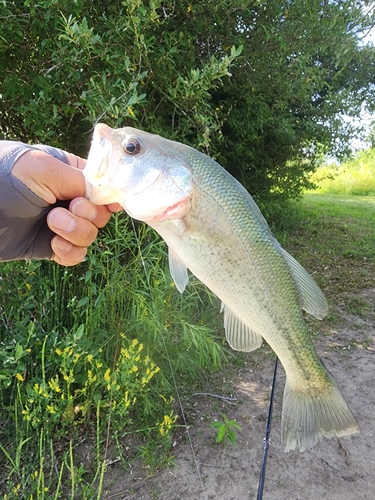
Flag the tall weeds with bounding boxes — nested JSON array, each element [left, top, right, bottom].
[[308, 148, 375, 195], [0, 214, 226, 498]]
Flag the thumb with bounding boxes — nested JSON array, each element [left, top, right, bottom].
[[12, 149, 87, 204], [50, 152, 88, 201]]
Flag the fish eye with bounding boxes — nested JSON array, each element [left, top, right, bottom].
[[123, 137, 141, 155]]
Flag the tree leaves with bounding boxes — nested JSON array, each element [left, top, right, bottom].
[[1, 0, 374, 200]]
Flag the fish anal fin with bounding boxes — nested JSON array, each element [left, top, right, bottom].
[[281, 249, 329, 320], [168, 247, 189, 293], [222, 303, 263, 352]]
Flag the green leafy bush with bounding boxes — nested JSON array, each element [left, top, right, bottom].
[[1, 0, 375, 200]]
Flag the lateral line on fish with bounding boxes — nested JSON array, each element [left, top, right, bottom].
[[130, 218, 208, 500]]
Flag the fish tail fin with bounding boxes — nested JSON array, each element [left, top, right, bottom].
[[281, 374, 359, 452]]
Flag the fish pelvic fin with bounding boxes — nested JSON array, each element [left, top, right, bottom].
[[281, 249, 329, 320], [168, 247, 189, 293], [281, 373, 359, 452], [221, 303, 263, 352]]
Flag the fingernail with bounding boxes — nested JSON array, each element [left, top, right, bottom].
[[49, 210, 76, 232], [71, 199, 97, 221], [53, 238, 73, 253]]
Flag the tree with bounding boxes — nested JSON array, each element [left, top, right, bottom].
[[1, 0, 375, 202]]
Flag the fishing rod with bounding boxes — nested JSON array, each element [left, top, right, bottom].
[[256, 356, 279, 500]]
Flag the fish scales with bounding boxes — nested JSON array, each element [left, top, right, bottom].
[[84, 123, 359, 452], [154, 151, 327, 379]]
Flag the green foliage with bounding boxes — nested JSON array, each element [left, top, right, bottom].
[[308, 148, 375, 196], [210, 413, 242, 446], [0, 215, 226, 498], [17, 333, 162, 432], [1, 0, 375, 200]]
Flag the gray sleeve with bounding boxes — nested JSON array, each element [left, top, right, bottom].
[[0, 141, 70, 261]]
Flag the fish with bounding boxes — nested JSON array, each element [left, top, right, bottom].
[[83, 123, 359, 452]]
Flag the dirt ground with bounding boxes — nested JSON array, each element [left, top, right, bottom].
[[97, 279, 375, 500]]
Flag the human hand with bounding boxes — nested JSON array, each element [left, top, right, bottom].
[[12, 148, 121, 266], [47, 197, 118, 266]]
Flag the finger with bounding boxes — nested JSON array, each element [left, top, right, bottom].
[[51, 235, 88, 266], [47, 207, 99, 247], [107, 202, 123, 213], [69, 197, 112, 228], [64, 152, 87, 171]]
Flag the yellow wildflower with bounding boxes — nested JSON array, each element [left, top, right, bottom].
[[63, 371, 75, 383], [121, 348, 130, 359], [48, 376, 61, 393], [22, 408, 31, 421], [47, 405, 56, 414], [33, 383, 43, 395], [104, 368, 111, 383], [159, 394, 174, 404], [159, 412, 177, 436]]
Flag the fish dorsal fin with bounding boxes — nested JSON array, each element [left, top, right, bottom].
[[168, 247, 189, 293], [281, 249, 328, 320], [222, 303, 263, 352]]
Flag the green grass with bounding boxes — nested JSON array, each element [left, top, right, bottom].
[[275, 193, 375, 303], [308, 148, 375, 196], [294, 193, 375, 258]]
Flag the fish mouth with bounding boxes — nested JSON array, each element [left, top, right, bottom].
[[145, 196, 191, 222]]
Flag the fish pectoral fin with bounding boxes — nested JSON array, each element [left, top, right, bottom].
[[168, 247, 189, 293], [221, 303, 263, 352], [281, 249, 329, 320]]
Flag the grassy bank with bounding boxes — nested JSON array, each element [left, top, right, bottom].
[[278, 195, 375, 328]]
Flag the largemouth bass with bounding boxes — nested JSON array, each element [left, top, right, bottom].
[[84, 123, 359, 452]]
